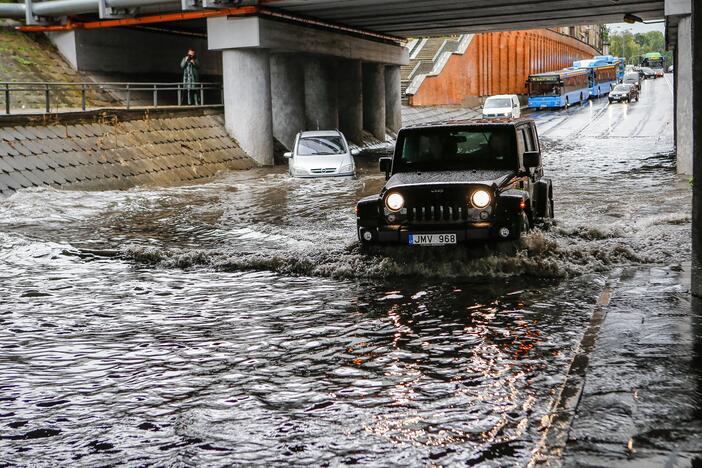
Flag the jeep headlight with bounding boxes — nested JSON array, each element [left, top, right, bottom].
[[386, 193, 404, 211], [471, 190, 491, 208], [340, 163, 354, 173]]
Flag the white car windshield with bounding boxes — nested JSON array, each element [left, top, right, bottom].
[[484, 98, 512, 109], [297, 136, 346, 156], [613, 85, 631, 92]]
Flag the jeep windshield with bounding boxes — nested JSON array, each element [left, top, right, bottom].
[[396, 127, 517, 172]]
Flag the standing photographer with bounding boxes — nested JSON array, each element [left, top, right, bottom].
[[180, 48, 200, 105]]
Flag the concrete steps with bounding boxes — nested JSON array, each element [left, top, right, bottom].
[[400, 36, 461, 103]]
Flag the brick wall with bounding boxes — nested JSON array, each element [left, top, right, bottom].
[[410, 28, 600, 106]]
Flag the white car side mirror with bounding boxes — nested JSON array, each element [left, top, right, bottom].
[[283, 152, 293, 159], [351, 149, 361, 156]]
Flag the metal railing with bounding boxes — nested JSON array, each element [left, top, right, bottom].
[[0, 81, 224, 114]]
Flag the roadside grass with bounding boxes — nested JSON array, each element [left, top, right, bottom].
[[0, 24, 114, 110]]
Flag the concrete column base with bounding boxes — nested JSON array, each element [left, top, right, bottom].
[[337, 59, 364, 144], [363, 63, 386, 140], [304, 57, 339, 131], [222, 49, 273, 166], [385, 65, 402, 134], [271, 53, 305, 150]]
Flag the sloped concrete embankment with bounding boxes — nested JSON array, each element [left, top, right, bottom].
[[0, 108, 255, 195]]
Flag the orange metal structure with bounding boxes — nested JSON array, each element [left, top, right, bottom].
[[409, 28, 599, 106], [16, 5, 405, 44]]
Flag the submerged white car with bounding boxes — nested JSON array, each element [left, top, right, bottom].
[[285, 130, 358, 178]]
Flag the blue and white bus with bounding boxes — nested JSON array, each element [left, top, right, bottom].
[[527, 68, 590, 108], [573, 59, 619, 97], [594, 55, 625, 81]]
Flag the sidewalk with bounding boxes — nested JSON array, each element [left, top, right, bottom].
[[562, 265, 702, 466]]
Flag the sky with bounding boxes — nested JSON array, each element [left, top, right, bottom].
[[607, 21, 666, 35]]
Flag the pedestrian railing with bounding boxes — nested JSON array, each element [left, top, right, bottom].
[[0, 81, 224, 114]]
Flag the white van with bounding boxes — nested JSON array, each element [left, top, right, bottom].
[[482, 94, 521, 118]]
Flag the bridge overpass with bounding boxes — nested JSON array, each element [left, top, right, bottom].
[[0, 0, 699, 295]]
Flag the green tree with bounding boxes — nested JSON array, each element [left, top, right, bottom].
[[609, 30, 672, 67]]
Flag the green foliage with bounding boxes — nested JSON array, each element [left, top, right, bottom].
[[609, 30, 673, 66], [13, 56, 33, 66]]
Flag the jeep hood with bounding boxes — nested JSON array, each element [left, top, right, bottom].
[[384, 170, 514, 190]]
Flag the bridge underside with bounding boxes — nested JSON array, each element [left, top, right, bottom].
[[258, 0, 664, 35]]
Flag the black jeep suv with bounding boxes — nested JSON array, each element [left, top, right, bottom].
[[356, 119, 553, 246]]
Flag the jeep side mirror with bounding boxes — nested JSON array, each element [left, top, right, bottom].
[[523, 151, 541, 169], [351, 148, 361, 156], [379, 157, 392, 178], [283, 152, 293, 159]]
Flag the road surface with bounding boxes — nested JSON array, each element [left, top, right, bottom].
[[0, 76, 692, 466]]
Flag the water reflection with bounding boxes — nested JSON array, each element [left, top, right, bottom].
[[0, 79, 692, 465]]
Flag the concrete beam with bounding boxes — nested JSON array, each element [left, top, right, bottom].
[[222, 49, 273, 165], [270, 53, 305, 150], [304, 56, 339, 131], [384, 65, 402, 133], [47, 28, 222, 76], [336, 59, 363, 143], [363, 62, 386, 140], [207, 16, 408, 65], [665, 0, 691, 16]]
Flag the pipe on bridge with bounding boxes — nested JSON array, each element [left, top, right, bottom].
[[0, 0, 180, 19]]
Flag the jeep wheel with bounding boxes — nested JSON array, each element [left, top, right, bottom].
[[541, 194, 554, 223]]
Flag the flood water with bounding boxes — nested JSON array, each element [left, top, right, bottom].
[[0, 77, 691, 465]]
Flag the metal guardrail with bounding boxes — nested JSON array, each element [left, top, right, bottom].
[[0, 81, 224, 114]]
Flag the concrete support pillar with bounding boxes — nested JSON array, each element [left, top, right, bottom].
[[222, 49, 273, 166], [270, 53, 305, 150], [677, 16, 693, 176], [336, 59, 363, 143], [304, 56, 339, 131], [692, 3, 702, 296], [362, 63, 386, 140], [384, 65, 402, 134]]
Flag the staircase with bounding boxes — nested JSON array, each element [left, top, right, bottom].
[[400, 36, 466, 104], [401, 34, 473, 105]]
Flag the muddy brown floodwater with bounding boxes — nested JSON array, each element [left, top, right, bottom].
[[0, 77, 692, 465]]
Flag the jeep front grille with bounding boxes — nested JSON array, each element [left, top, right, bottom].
[[407, 203, 471, 223]]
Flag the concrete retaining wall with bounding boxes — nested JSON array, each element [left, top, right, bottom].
[[0, 108, 254, 196]]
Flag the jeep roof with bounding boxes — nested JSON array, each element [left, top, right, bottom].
[[402, 117, 535, 130]]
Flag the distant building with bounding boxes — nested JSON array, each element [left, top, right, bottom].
[[553, 25, 604, 52]]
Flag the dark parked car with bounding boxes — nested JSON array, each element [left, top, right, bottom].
[[637, 67, 656, 79], [622, 72, 641, 91], [609, 84, 639, 103], [355, 119, 554, 246]]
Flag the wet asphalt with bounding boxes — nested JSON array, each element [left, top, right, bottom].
[[0, 76, 695, 466]]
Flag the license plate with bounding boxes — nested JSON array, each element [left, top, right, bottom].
[[408, 233, 457, 246]]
